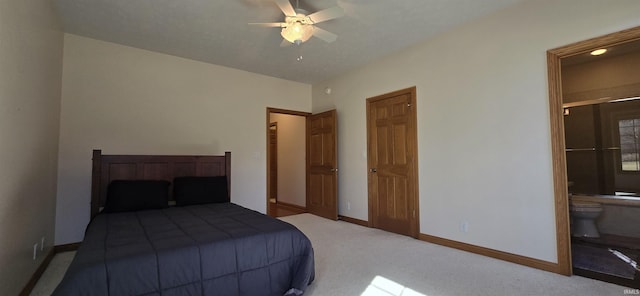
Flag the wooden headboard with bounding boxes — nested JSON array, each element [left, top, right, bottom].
[[91, 149, 231, 218]]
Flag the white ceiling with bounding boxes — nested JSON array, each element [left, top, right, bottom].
[[53, 0, 528, 84]]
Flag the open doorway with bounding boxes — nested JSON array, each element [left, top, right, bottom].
[[267, 108, 310, 217], [548, 26, 640, 287]]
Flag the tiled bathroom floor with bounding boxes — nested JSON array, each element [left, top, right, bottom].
[[572, 236, 640, 289]]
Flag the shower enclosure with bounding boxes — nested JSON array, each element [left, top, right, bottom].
[[565, 98, 640, 197]]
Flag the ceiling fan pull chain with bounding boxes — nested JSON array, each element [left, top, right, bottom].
[[296, 44, 303, 62]]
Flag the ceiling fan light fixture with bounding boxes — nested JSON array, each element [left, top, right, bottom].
[[281, 22, 314, 44]]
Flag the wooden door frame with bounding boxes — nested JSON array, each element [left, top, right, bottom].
[[547, 26, 640, 276], [366, 86, 420, 238], [266, 108, 311, 216]]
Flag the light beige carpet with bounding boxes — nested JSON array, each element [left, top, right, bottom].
[[282, 214, 624, 296], [33, 213, 626, 295]]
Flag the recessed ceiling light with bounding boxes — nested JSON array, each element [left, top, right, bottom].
[[590, 48, 607, 56]]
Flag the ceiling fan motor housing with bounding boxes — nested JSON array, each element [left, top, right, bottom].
[[281, 9, 314, 43]]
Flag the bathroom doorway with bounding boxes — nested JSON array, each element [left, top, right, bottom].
[[548, 26, 640, 288]]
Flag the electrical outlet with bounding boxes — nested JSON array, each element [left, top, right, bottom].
[[461, 221, 469, 233], [33, 243, 38, 260], [347, 201, 351, 211], [41, 237, 45, 251]]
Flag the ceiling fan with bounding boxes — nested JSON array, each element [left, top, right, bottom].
[[249, 0, 345, 46]]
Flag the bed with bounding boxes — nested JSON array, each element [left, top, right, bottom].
[[53, 150, 315, 296]]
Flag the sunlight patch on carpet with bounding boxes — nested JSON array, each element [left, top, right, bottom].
[[361, 276, 426, 296]]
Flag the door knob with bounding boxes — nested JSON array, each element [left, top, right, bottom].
[[330, 168, 338, 172], [370, 168, 377, 173]]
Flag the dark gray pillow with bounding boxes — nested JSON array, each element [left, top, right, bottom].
[[173, 176, 229, 206], [104, 180, 170, 213]]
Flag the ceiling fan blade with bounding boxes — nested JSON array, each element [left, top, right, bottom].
[[249, 22, 285, 27], [308, 6, 345, 23], [274, 0, 296, 17], [280, 39, 292, 47], [312, 27, 338, 43]]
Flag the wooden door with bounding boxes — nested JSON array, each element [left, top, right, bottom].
[[367, 87, 419, 237], [307, 110, 338, 220]]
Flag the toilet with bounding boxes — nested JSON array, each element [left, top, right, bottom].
[[570, 199, 603, 238]]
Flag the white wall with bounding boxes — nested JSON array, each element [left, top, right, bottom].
[[270, 113, 306, 207], [311, 0, 640, 263], [0, 0, 63, 294], [56, 34, 311, 244]]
